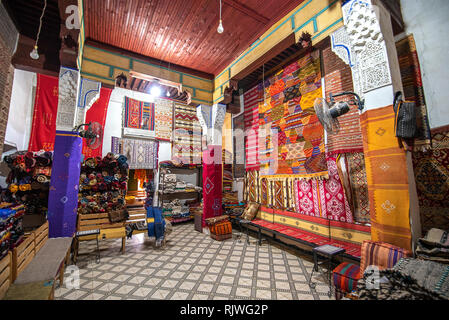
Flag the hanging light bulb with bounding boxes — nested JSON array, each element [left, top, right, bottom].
[[217, 0, 224, 34], [166, 89, 171, 97], [150, 84, 161, 97], [30, 0, 47, 60], [30, 46, 39, 60]]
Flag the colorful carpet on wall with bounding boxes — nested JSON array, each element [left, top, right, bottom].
[[233, 113, 246, 178], [82, 87, 112, 159], [412, 145, 449, 234], [124, 96, 155, 130], [361, 105, 412, 251], [202, 145, 223, 227], [258, 50, 327, 178], [293, 156, 353, 223], [346, 152, 371, 224], [244, 84, 262, 171], [116, 138, 159, 170], [28, 74, 59, 152], [396, 34, 432, 151], [172, 103, 202, 165], [155, 98, 174, 141], [244, 170, 259, 203]]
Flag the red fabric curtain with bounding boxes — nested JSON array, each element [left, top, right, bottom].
[[28, 74, 59, 152], [82, 87, 112, 158], [202, 145, 223, 227]]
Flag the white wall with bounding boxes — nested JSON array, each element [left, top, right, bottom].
[[4, 69, 35, 151], [102, 87, 172, 161], [401, 0, 449, 129]]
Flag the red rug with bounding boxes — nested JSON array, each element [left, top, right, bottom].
[[28, 74, 59, 152], [202, 145, 223, 227]]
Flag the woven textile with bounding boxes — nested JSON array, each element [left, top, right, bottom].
[[124, 97, 155, 130], [359, 240, 412, 275], [396, 34, 432, 151], [172, 103, 202, 165], [202, 146, 223, 227], [244, 84, 262, 171], [244, 170, 259, 203], [360, 105, 412, 251], [333, 262, 361, 294], [28, 74, 59, 152], [346, 153, 370, 224], [412, 147, 449, 234], [111, 136, 121, 154], [233, 113, 246, 178], [120, 138, 159, 169], [258, 50, 327, 178], [293, 156, 353, 223], [155, 98, 174, 141]]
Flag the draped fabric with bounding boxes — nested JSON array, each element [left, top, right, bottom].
[[233, 113, 245, 178], [117, 138, 159, 170], [28, 74, 59, 152], [396, 34, 432, 151], [259, 50, 327, 178], [346, 152, 371, 224], [244, 84, 262, 171], [202, 145, 223, 227], [360, 105, 412, 251], [124, 96, 155, 131], [154, 98, 174, 141], [82, 87, 112, 158]]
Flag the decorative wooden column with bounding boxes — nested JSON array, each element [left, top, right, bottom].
[[335, 0, 418, 251], [197, 104, 227, 229]]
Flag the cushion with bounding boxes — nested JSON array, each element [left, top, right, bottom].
[[333, 262, 361, 294], [272, 210, 330, 240], [329, 220, 371, 246], [255, 206, 274, 223], [360, 240, 412, 275], [14, 238, 72, 285], [241, 202, 260, 221]]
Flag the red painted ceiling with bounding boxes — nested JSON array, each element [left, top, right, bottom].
[[83, 0, 303, 76]]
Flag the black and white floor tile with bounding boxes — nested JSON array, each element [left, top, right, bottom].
[[55, 223, 333, 300]]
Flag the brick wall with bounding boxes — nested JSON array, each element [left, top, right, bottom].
[[322, 46, 354, 101], [0, 4, 18, 152]]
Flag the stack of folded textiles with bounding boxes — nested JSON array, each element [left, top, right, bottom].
[[77, 153, 129, 215], [2, 151, 53, 217], [0, 203, 25, 259], [416, 228, 449, 264]]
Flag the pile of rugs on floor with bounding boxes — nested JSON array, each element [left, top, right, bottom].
[[162, 199, 193, 224], [357, 258, 449, 300], [205, 215, 233, 241], [0, 203, 25, 260], [416, 228, 449, 263], [77, 153, 129, 217]]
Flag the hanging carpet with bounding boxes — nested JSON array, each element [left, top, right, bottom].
[[244, 84, 262, 171]]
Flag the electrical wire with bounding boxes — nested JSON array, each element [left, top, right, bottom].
[[35, 0, 48, 47]]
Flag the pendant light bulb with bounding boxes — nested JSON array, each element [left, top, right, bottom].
[[166, 90, 171, 97], [30, 46, 39, 60], [217, 20, 224, 34]]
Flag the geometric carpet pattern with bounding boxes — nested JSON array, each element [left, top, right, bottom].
[[55, 223, 333, 300]]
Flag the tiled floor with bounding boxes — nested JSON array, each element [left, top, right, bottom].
[[56, 223, 334, 300]]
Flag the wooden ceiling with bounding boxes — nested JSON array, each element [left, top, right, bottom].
[[83, 0, 303, 76]]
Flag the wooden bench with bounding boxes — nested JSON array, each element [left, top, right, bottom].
[[73, 213, 126, 262], [0, 252, 11, 300], [126, 207, 148, 235], [3, 221, 72, 300]]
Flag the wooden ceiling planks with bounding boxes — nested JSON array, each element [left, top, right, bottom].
[[83, 0, 302, 75]]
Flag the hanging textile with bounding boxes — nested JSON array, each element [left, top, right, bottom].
[[28, 74, 59, 152], [111, 136, 121, 154], [346, 152, 371, 224], [202, 145, 223, 227], [120, 138, 159, 170], [154, 98, 174, 141], [244, 84, 262, 171], [396, 34, 432, 151], [259, 50, 327, 178], [361, 105, 412, 251], [123, 96, 155, 139], [244, 170, 259, 203], [134, 169, 147, 189], [82, 87, 112, 158], [172, 103, 202, 165], [233, 113, 245, 178], [412, 143, 449, 234], [293, 156, 353, 222]]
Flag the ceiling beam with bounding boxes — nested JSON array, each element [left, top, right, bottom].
[[222, 0, 269, 25]]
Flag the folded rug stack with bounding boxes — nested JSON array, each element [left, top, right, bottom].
[[77, 153, 129, 215], [0, 203, 26, 260], [416, 228, 449, 264]]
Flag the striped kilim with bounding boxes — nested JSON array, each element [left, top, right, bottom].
[[172, 103, 202, 165], [245, 170, 259, 203], [360, 105, 412, 251], [154, 98, 174, 141], [244, 84, 262, 171]]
